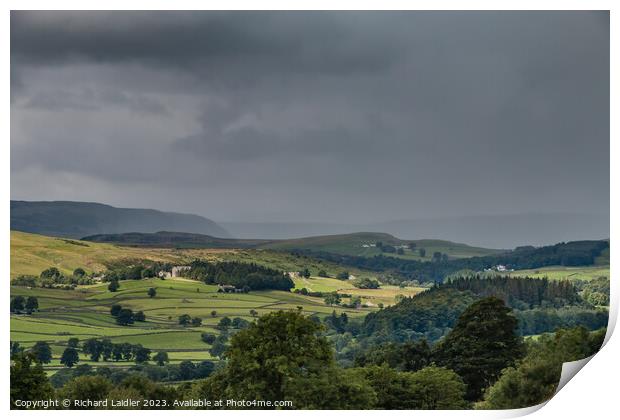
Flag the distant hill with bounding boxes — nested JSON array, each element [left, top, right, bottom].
[[10, 200, 230, 239], [221, 213, 610, 249], [262, 232, 504, 260], [82, 231, 274, 249], [81, 230, 502, 261]]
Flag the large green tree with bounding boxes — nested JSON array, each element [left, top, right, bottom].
[[480, 327, 605, 409], [110, 375, 180, 407], [407, 366, 469, 409], [116, 308, 135, 326], [355, 365, 468, 409], [60, 347, 80, 367], [190, 310, 376, 409], [354, 340, 431, 371], [30, 341, 53, 364], [10, 296, 25, 313], [25, 297, 39, 314], [10, 352, 55, 409], [58, 376, 113, 409], [433, 297, 525, 401], [153, 351, 169, 366]]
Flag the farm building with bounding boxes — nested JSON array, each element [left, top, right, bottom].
[[217, 284, 246, 293], [171, 266, 191, 277], [158, 265, 191, 278]]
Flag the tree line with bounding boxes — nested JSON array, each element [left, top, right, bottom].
[[10, 296, 39, 314], [442, 275, 580, 308], [110, 304, 146, 325], [290, 240, 609, 282], [182, 260, 294, 291], [320, 276, 608, 366], [12, 267, 94, 289]]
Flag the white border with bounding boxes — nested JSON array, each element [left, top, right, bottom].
[[2, 2, 616, 419]]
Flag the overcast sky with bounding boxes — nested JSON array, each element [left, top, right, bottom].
[[10, 11, 609, 224]]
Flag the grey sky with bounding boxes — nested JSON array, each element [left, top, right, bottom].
[[10, 11, 609, 225]]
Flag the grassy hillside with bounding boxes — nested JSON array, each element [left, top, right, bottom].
[[11, 231, 188, 278], [11, 231, 380, 281], [508, 265, 610, 282]]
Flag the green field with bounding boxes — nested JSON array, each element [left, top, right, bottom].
[[11, 274, 424, 372], [509, 265, 610, 282], [293, 275, 425, 306]]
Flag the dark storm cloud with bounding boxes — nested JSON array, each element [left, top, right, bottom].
[[10, 11, 610, 237], [10, 11, 401, 77]]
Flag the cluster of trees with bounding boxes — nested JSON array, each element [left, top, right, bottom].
[[103, 261, 173, 282], [28, 341, 54, 364], [292, 289, 356, 306], [11, 261, 178, 290], [190, 299, 533, 408], [188, 310, 469, 409], [11, 353, 185, 409], [293, 288, 326, 297], [10, 340, 82, 368], [60, 339, 80, 367], [354, 340, 431, 372], [480, 327, 605, 408], [336, 271, 350, 280], [181, 314, 252, 331], [324, 311, 350, 333], [344, 280, 607, 349], [178, 314, 202, 326], [437, 276, 608, 335], [442, 275, 580, 308], [82, 338, 152, 363], [200, 316, 252, 358], [362, 288, 478, 343], [12, 267, 94, 289], [289, 240, 609, 282], [203, 333, 230, 358], [50, 359, 217, 389], [515, 306, 608, 335], [577, 276, 610, 306], [10, 295, 39, 314], [353, 278, 380, 289], [219, 316, 251, 330], [353, 298, 526, 401], [110, 304, 146, 325], [183, 260, 294, 291], [323, 291, 341, 306]]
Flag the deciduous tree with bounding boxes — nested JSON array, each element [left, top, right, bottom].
[[433, 297, 525, 401]]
